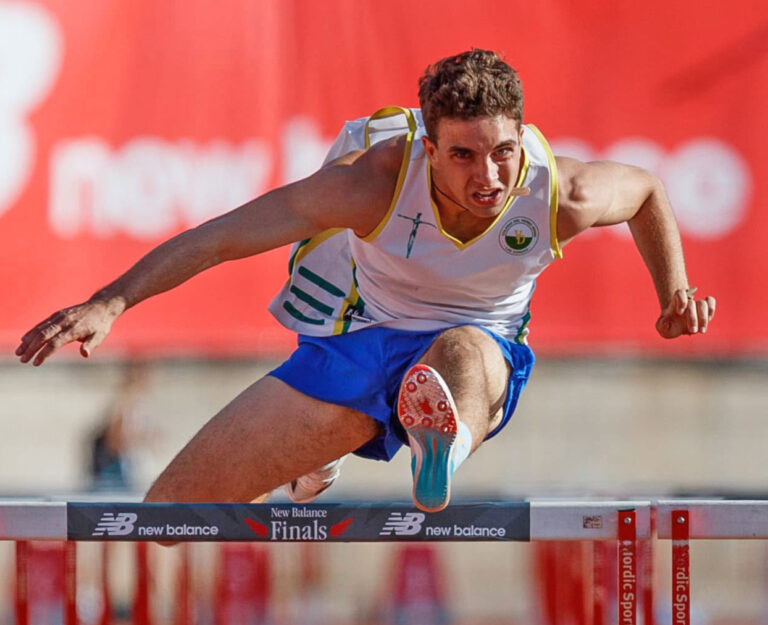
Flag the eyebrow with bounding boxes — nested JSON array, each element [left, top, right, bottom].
[[447, 139, 519, 153]]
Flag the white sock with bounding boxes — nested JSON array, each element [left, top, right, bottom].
[[451, 420, 472, 473], [300, 456, 346, 488]]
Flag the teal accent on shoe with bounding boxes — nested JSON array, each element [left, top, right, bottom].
[[409, 428, 455, 512]]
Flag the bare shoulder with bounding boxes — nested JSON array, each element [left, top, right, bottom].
[[326, 134, 408, 176], [369, 133, 411, 171], [555, 155, 593, 202], [318, 135, 408, 235], [554, 155, 658, 245], [554, 156, 595, 245], [556, 155, 655, 203]]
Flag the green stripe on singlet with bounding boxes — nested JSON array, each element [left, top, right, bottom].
[[514, 311, 532, 345], [282, 301, 325, 325], [289, 286, 335, 315], [298, 266, 346, 297]]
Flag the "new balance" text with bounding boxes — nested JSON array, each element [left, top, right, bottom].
[[425, 525, 507, 538], [136, 524, 219, 537]]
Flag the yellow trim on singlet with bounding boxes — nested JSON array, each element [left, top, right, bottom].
[[361, 107, 417, 242], [286, 228, 345, 284], [332, 260, 362, 335], [526, 124, 562, 260], [427, 147, 531, 250], [363, 106, 418, 148]]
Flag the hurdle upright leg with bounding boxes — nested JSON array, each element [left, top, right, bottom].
[[134, 542, 152, 625], [618, 509, 637, 625], [174, 543, 192, 625], [15, 541, 29, 625], [100, 542, 113, 625], [640, 508, 656, 625], [65, 541, 78, 625], [671, 510, 690, 625]]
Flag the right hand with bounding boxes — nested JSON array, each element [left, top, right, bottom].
[[16, 298, 124, 366], [655, 287, 716, 339]]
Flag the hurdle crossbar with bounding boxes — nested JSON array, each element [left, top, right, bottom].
[[0, 500, 651, 542], [0, 501, 67, 540], [657, 499, 768, 538]]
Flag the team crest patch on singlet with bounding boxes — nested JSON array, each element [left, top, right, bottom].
[[500, 217, 539, 255]]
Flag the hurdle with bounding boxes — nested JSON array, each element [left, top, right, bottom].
[[2, 498, 768, 624]]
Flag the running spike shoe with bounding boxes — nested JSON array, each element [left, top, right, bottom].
[[397, 364, 459, 512]]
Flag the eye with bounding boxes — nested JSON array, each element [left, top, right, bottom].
[[494, 147, 514, 159], [452, 150, 472, 160]]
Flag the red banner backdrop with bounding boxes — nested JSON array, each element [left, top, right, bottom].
[[0, 0, 765, 358]]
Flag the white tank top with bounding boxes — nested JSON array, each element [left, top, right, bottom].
[[268, 107, 562, 344]]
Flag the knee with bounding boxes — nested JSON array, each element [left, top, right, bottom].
[[143, 482, 171, 504], [423, 326, 494, 371], [419, 326, 510, 422]]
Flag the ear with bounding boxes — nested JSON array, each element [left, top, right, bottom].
[[422, 135, 438, 162]]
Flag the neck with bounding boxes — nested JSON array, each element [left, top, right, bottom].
[[430, 177, 494, 243]]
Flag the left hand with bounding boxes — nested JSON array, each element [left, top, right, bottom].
[[655, 288, 716, 339]]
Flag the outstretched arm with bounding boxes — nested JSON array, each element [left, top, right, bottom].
[[555, 157, 716, 339], [17, 139, 403, 365]]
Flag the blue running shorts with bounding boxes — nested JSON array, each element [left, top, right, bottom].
[[269, 325, 535, 461]]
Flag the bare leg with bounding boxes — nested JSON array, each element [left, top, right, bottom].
[[417, 325, 510, 453], [145, 376, 381, 503]]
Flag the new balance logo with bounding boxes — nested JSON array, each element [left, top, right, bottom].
[[92, 512, 138, 537], [379, 512, 425, 536]]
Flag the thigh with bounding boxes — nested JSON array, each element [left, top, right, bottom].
[[145, 375, 381, 503]]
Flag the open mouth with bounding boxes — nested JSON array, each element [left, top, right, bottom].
[[472, 189, 503, 205]]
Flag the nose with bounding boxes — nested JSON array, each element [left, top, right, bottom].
[[472, 156, 498, 186]]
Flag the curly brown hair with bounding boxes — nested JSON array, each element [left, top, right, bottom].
[[418, 49, 523, 142]]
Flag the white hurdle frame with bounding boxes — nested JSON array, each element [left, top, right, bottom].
[[4, 498, 768, 624], [2, 499, 649, 625]]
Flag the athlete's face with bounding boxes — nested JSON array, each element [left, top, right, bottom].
[[423, 115, 524, 221]]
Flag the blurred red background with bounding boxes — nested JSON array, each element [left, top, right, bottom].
[[1, 0, 765, 358]]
